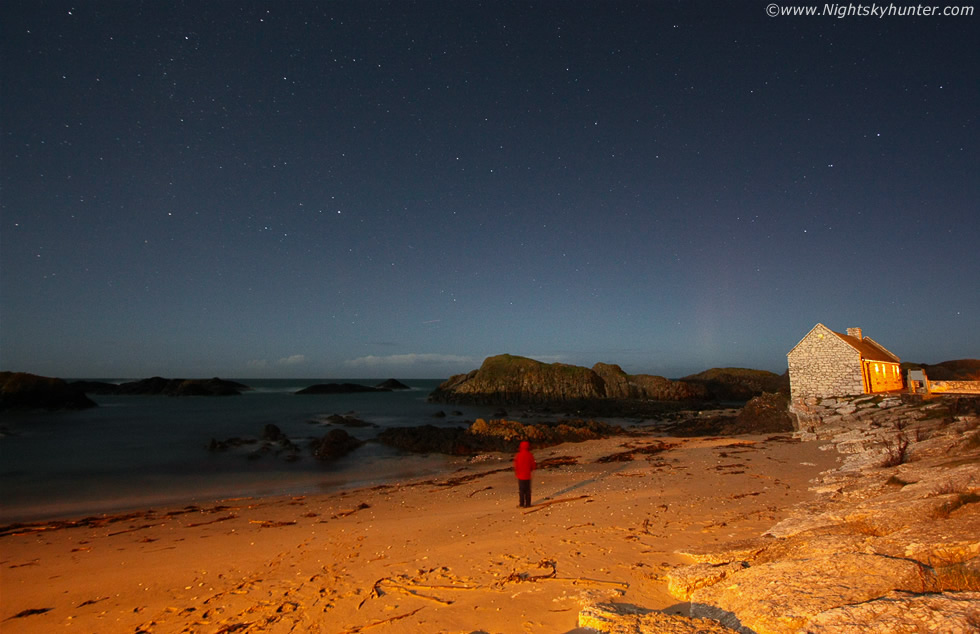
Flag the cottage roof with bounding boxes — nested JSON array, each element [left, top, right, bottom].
[[833, 331, 900, 363]]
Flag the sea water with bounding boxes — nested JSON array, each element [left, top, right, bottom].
[[0, 379, 498, 523]]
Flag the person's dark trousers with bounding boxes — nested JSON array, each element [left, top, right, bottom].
[[518, 479, 532, 507]]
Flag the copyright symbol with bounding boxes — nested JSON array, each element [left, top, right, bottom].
[[766, 3, 779, 16]]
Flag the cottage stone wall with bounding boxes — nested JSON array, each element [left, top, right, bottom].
[[788, 324, 864, 401]]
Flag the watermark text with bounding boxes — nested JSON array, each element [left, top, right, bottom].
[[766, 3, 975, 18]]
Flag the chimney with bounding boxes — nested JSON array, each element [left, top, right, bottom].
[[846, 327, 863, 340]]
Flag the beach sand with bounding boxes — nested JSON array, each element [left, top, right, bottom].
[[1, 433, 839, 633]]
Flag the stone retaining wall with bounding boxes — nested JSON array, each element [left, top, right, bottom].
[[929, 380, 980, 395]]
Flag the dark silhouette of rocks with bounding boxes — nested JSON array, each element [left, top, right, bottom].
[[70, 380, 123, 394], [0, 372, 98, 411], [902, 358, 980, 381], [681, 367, 789, 401], [73, 377, 249, 396], [295, 383, 389, 395], [376, 417, 625, 455], [310, 428, 365, 460], [313, 413, 377, 428], [375, 379, 411, 390], [727, 392, 795, 434], [428, 355, 710, 408]]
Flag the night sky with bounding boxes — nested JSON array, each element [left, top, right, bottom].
[[2, 1, 977, 380]]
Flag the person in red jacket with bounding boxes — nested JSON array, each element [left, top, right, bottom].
[[513, 440, 537, 508]]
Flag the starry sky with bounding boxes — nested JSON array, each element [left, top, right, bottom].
[[2, 1, 977, 380]]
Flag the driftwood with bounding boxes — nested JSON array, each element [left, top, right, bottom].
[[247, 519, 296, 528], [330, 502, 370, 519], [523, 495, 591, 514], [185, 514, 237, 528], [341, 607, 425, 633]]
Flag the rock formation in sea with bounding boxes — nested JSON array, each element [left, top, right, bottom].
[[73, 377, 250, 396], [428, 354, 711, 407], [374, 378, 411, 390], [0, 371, 98, 411]]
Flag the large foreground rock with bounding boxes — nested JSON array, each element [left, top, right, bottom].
[[651, 395, 980, 633], [689, 553, 927, 633], [0, 372, 97, 411], [803, 590, 980, 633]]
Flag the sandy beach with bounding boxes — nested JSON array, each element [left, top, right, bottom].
[[1, 432, 839, 633]]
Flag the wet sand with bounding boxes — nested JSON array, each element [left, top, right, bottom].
[[1, 432, 838, 633]]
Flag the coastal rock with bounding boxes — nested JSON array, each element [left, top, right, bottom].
[[375, 418, 625, 455], [111, 377, 248, 396], [309, 429, 365, 460], [578, 601, 739, 633], [375, 425, 472, 455], [428, 354, 708, 407], [651, 394, 980, 633], [665, 562, 748, 601], [374, 378, 411, 390], [803, 590, 980, 633], [0, 372, 98, 411], [726, 392, 795, 434], [689, 553, 927, 633], [70, 380, 123, 394], [314, 413, 376, 428], [681, 368, 789, 401], [296, 383, 388, 395]]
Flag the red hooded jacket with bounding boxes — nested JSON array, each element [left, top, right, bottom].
[[513, 441, 537, 480]]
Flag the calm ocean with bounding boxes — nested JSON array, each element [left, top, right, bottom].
[[0, 379, 498, 523]]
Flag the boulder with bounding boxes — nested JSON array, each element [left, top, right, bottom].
[[0, 372, 98, 411], [309, 429, 365, 460], [726, 392, 795, 434]]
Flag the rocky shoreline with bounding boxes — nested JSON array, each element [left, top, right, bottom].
[[582, 394, 980, 632]]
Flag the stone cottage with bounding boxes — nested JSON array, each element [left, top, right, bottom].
[[787, 323, 903, 401]]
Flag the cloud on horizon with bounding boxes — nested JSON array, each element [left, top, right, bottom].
[[246, 354, 307, 370], [344, 353, 476, 369]]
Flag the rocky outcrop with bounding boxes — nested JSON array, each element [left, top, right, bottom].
[[375, 379, 411, 390], [428, 355, 708, 407], [649, 395, 980, 633], [904, 358, 980, 381], [0, 372, 98, 411], [681, 368, 789, 401], [376, 417, 625, 455], [83, 377, 250, 396]]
